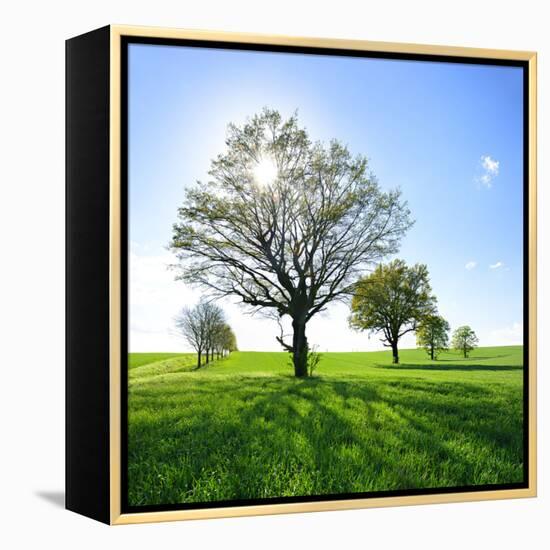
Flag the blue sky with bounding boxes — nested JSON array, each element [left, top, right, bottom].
[[128, 43, 524, 352]]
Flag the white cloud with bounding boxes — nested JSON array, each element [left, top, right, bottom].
[[482, 155, 499, 175], [477, 155, 500, 188], [465, 261, 477, 271], [489, 261, 504, 270]]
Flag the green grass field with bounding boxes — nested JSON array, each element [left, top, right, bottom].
[[127, 346, 524, 506]]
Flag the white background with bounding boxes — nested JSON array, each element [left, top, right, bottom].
[[0, 0, 547, 547]]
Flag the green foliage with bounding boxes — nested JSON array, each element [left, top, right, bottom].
[[416, 314, 450, 360], [349, 259, 437, 363], [452, 326, 479, 358], [219, 323, 238, 353], [127, 346, 523, 506]]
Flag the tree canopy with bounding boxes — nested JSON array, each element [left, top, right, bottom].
[[416, 314, 450, 360], [349, 259, 436, 364], [451, 325, 478, 358], [214, 323, 238, 358], [171, 108, 412, 377]]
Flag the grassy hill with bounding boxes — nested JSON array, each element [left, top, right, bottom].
[[127, 346, 524, 507]]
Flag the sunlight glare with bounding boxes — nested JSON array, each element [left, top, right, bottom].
[[252, 155, 278, 188]]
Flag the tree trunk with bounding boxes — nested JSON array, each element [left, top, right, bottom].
[[205, 349, 209, 364], [292, 319, 309, 377], [391, 341, 399, 364], [430, 345, 434, 361], [197, 350, 202, 368]]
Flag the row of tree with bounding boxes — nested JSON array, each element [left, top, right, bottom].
[[417, 319, 479, 360], [176, 261, 478, 371], [175, 300, 237, 369], [349, 259, 478, 363]]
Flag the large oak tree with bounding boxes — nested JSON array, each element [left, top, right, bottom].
[[171, 109, 412, 377]]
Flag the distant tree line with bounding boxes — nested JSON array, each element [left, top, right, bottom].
[[175, 299, 237, 369], [175, 263, 479, 370]]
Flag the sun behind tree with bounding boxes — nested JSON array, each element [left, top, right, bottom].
[[171, 108, 413, 377]]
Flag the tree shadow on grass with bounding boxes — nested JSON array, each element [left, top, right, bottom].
[[374, 363, 522, 372], [251, 378, 523, 488], [128, 374, 523, 505], [436, 354, 512, 362]]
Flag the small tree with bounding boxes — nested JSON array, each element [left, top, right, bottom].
[[202, 302, 225, 363], [452, 326, 478, 358], [174, 302, 206, 368], [213, 328, 224, 359], [221, 324, 238, 356], [416, 314, 450, 360], [214, 323, 232, 358], [307, 345, 322, 377], [349, 260, 436, 364]]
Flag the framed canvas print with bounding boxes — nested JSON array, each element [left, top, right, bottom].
[[66, 25, 537, 525]]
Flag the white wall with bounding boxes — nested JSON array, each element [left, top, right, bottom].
[[1, 1, 547, 548]]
